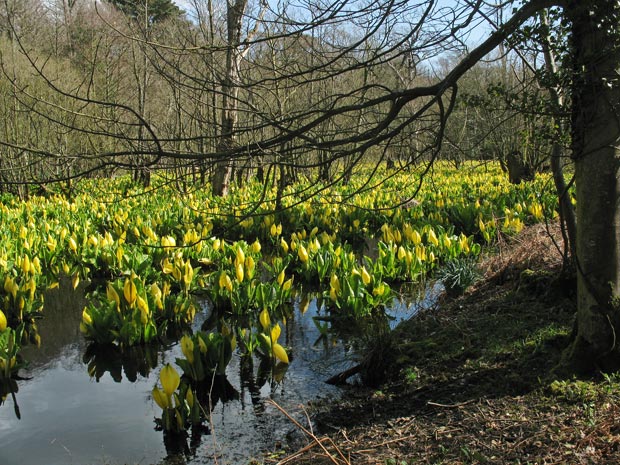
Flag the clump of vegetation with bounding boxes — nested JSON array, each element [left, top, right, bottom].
[[436, 256, 480, 296]]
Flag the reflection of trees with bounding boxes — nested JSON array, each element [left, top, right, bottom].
[[82, 342, 159, 382], [157, 372, 239, 462], [18, 279, 86, 370], [157, 350, 291, 460]]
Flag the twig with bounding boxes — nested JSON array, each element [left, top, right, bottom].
[[275, 437, 332, 465], [427, 399, 475, 408], [268, 399, 350, 465]]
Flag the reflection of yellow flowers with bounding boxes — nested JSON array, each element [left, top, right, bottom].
[[299, 296, 310, 314]]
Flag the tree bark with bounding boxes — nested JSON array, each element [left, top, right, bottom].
[[565, 0, 620, 371], [212, 0, 247, 197]]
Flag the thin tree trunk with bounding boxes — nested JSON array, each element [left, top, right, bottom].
[[540, 9, 577, 267]]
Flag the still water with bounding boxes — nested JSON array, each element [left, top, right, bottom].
[[0, 282, 440, 465]]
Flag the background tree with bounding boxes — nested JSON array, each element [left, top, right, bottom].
[[105, 0, 182, 24]]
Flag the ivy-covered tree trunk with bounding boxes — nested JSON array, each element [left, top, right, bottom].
[[565, 0, 620, 371]]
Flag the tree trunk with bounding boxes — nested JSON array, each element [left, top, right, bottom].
[[540, 9, 577, 268], [565, 1, 620, 372], [212, 0, 247, 197]]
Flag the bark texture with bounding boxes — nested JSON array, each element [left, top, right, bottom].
[[567, 0, 620, 371], [212, 0, 247, 197]]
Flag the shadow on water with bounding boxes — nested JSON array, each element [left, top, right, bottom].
[[0, 280, 441, 465]]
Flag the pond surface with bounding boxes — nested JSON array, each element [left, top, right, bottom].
[[0, 281, 441, 465]]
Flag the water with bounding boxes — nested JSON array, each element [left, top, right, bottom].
[[0, 281, 439, 465]]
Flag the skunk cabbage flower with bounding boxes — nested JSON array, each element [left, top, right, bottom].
[[160, 364, 180, 397], [270, 323, 281, 344], [298, 245, 309, 263], [259, 308, 270, 331], [272, 343, 289, 364], [152, 387, 169, 409], [235, 263, 244, 283], [124, 278, 137, 306], [181, 335, 194, 364], [251, 239, 261, 254]]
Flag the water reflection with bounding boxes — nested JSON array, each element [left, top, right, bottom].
[[0, 282, 437, 465], [18, 277, 86, 369], [83, 343, 159, 383]]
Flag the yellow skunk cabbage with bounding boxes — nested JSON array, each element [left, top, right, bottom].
[[123, 278, 137, 306], [361, 267, 371, 286], [181, 335, 194, 364], [259, 308, 270, 330], [152, 387, 169, 409], [298, 245, 309, 263], [272, 343, 289, 364], [160, 364, 180, 397], [0, 310, 7, 332]]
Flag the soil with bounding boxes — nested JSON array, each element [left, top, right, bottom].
[[258, 223, 620, 465]]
